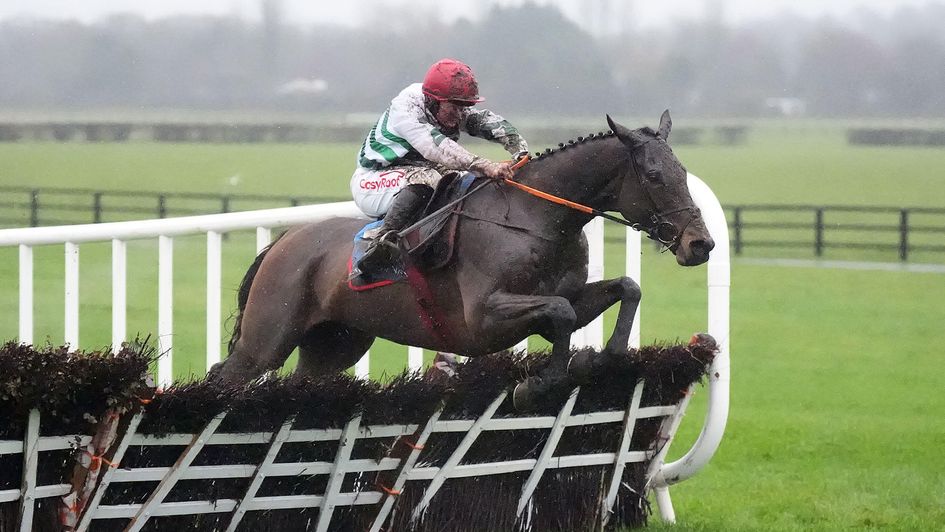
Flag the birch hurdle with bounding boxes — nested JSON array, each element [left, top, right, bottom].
[[0, 348, 714, 531]]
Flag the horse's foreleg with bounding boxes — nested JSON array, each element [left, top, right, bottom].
[[568, 276, 641, 355], [479, 291, 577, 410], [480, 290, 577, 365]]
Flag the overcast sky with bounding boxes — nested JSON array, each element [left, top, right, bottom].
[[0, 0, 937, 30]]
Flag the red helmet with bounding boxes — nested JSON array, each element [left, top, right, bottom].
[[422, 58, 484, 105]]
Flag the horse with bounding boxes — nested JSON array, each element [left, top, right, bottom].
[[211, 111, 715, 406]]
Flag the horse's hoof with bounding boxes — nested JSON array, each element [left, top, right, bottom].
[[512, 380, 536, 412], [688, 332, 718, 350], [205, 362, 224, 382], [422, 352, 461, 385], [513, 372, 566, 411], [566, 349, 595, 382]]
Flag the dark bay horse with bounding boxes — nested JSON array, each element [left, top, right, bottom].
[[212, 112, 714, 402]]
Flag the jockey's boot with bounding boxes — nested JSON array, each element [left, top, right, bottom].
[[354, 184, 432, 277]]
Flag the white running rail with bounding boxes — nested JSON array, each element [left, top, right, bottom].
[[0, 202, 365, 386], [649, 174, 731, 521], [0, 200, 614, 383]]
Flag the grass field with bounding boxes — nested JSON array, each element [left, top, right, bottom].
[[4, 120, 945, 207], [1, 120, 944, 529]]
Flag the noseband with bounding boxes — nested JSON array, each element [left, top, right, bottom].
[[626, 139, 697, 250]]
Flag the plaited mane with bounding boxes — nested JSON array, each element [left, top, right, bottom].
[[530, 130, 615, 161]]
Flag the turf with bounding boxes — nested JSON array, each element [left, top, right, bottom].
[[3, 121, 945, 207], [1, 120, 944, 529], [647, 263, 945, 531]]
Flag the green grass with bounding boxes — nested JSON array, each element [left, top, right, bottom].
[[3, 122, 943, 262], [648, 261, 945, 531], [674, 122, 945, 207], [1, 121, 944, 529], [0, 142, 355, 196], [2, 121, 945, 207]]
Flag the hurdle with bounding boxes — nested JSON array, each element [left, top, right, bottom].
[[0, 339, 718, 531]]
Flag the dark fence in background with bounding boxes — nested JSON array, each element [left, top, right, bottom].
[[1, 186, 942, 262], [848, 128, 945, 146], [0, 122, 363, 143], [728, 204, 945, 261], [0, 122, 749, 146], [11, 123, 945, 147]]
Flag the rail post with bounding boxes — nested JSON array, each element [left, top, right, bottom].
[[732, 206, 742, 255], [93, 192, 103, 223], [648, 173, 730, 523], [814, 208, 824, 257], [899, 209, 909, 261], [157, 195, 167, 219], [30, 190, 39, 227]]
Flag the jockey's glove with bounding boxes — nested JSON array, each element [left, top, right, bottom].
[[468, 157, 514, 181]]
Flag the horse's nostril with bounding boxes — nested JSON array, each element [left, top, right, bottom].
[[691, 238, 715, 258]]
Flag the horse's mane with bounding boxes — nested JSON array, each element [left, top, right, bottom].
[[529, 129, 616, 163], [529, 125, 659, 164]]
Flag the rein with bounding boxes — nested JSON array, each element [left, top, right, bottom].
[[503, 154, 691, 248], [395, 178, 494, 238], [502, 158, 636, 230], [396, 142, 694, 250]]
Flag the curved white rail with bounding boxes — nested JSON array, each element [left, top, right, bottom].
[[646, 174, 731, 521]]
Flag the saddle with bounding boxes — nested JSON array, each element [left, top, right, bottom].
[[403, 171, 478, 270]]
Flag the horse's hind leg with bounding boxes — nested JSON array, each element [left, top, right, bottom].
[[212, 291, 311, 384], [295, 322, 376, 379], [212, 323, 302, 384]]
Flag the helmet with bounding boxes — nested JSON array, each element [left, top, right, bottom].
[[422, 58, 484, 105]]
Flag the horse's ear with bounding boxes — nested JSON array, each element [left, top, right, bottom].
[[606, 114, 636, 145], [658, 109, 672, 140]]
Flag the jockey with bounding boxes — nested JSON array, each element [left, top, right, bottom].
[[350, 58, 529, 278]]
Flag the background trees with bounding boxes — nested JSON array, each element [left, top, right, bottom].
[[1, 2, 943, 118]]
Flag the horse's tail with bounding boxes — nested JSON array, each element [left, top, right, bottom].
[[227, 234, 284, 356]]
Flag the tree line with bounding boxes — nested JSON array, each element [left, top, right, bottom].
[[1, 2, 943, 119]]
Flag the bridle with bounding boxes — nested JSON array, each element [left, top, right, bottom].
[[501, 139, 697, 251], [625, 137, 697, 251]]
